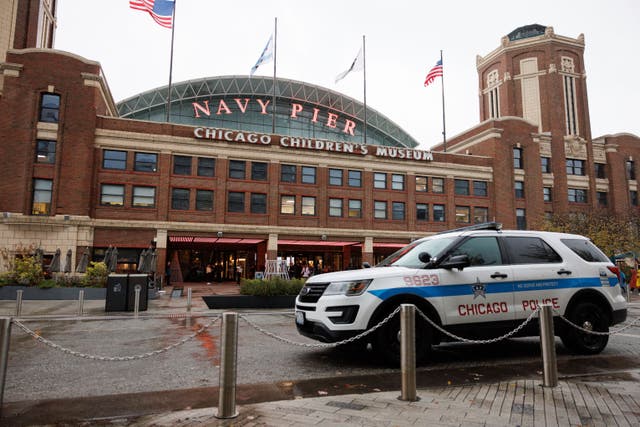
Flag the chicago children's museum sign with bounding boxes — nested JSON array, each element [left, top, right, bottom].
[[191, 99, 433, 161]]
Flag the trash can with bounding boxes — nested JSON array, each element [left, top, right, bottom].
[[105, 274, 128, 312], [127, 274, 148, 311]]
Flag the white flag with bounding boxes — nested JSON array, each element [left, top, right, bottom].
[[250, 35, 274, 76], [335, 47, 364, 83]]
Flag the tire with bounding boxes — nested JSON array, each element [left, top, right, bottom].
[[373, 307, 432, 365], [560, 301, 609, 355]]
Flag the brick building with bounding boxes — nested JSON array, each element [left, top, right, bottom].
[[0, 4, 638, 282]]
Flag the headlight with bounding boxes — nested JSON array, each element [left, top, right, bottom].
[[323, 279, 372, 296]]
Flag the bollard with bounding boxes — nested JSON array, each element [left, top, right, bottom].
[[134, 287, 140, 318], [15, 289, 23, 317], [216, 312, 239, 419], [187, 287, 192, 313], [399, 304, 418, 401], [539, 304, 558, 387], [77, 289, 85, 317], [0, 317, 12, 415]]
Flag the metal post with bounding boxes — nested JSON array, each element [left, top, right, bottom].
[[399, 304, 418, 401], [539, 304, 558, 387], [0, 317, 12, 414], [134, 287, 140, 318], [77, 289, 85, 317], [186, 287, 192, 313], [216, 312, 239, 419], [15, 290, 23, 317]]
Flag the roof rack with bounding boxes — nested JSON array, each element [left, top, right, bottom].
[[435, 222, 503, 235]]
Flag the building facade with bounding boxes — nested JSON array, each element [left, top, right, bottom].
[[0, 7, 638, 282]]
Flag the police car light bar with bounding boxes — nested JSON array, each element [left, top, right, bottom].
[[436, 222, 503, 235]]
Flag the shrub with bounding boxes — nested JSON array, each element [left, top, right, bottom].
[[55, 275, 84, 288], [240, 277, 305, 296], [39, 279, 57, 289], [13, 256, 44, 286], [82, 261, 108, 287]]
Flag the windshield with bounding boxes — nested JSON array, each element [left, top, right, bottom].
[[377, 236, 458, 268]]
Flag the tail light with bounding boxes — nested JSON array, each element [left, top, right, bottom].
[[607, 266, 621, 284]]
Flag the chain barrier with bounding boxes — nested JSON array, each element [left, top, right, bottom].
[[11, 316, 220, 362], [239, 306, 401, 348], [556, 313, 640, 336]]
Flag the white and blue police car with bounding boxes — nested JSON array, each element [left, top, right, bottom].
[[295, 223, 627, 363]]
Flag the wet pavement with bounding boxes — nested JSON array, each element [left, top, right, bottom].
[[1, 285, 640, 426]]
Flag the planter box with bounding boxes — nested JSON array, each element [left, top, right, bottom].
[[202, 295, 296, 309], [0, 285, 106, 300]]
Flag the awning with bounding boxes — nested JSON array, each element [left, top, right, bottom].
[[278, 239, 359, 247], [169, 236, 264, 244], [353, 243, 407, 249]]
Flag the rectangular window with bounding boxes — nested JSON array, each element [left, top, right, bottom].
[[196, 190, 213, 211], [416, 176, 428, 192], [281, 164, 296, 182], [348, 199, 362, 218], [454, 179, 469, 195], [473, 181, 487, 197], [597, 191, 608, 206], [626, 160, 636, 180], [301, 196, 316, 215], [630, 191, 638, 206], [374, 172, 387, 189], [251, 162, 268, 181], [229, 160, 246, 179], [456, 206, 470, 223], [513, 147, 523, 169], [250, 193, 267, 214], [100, 184, 124, 206], [391, 174, 405, 191], [432, 177, 444, 193], [543, 187, 552, 202], [173, 155, 192, 175], [348, 170, 362, 187], [197, 157, 215, 177], [103, 150, 127, 170], [568, 188, 587, 203], [594, 163, 606, 179], [134, 152, 157, 172], [433, 204, 445, 222], [32, 179, 53, 215], [329, 168, 343, 186], [171, 188, 190, 210], [132, 186, 156, 208], [301, 166, 316, 184], [392, 202, 405, 220], [374, 201, 387, 219], [564, 75, 578, 135], [329, 198, 343, 217], [473, 207, 488, 223], [228, 191, 245, 212], [516, 208, 527, 230], [416, 203, 428, 221], [566, 158, 585, 176], [280, 195, 295, 214], [36, 140, 56, 163], [515, 181, 525, 199], [541, 157, 551, 173], [40, 93, 60, 123]]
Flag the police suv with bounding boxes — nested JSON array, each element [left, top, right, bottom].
[[295, 223, 627, 363]]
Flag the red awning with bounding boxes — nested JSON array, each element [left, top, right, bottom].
[[169, 236, 264, 244], [277, 239, 359, 247]]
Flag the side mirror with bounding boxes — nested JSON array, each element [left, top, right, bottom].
[[362, 262, 371, 269], [418, 252, 431, 263], [440, 254, 470, 270]]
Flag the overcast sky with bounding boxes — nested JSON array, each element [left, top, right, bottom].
[[54, 0, 639, 150]]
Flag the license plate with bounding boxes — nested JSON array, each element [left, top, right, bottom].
[[295, 311, 305, 325]]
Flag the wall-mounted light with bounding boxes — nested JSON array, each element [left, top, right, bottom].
[[321, 234, 327, 241], [217, 231, 223, 238]]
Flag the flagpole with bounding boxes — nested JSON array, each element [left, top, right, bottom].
[[440, 49, 447, 152], [165, 1, 177, 122], [271, 17, 277, 134], [362, 35, 367, 145]]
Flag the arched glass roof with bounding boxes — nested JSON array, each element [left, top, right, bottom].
[[116, 75, 419, 148]]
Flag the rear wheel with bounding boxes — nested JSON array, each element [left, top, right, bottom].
[[561, 301, 609, 355], [373, 306, 432, 365]]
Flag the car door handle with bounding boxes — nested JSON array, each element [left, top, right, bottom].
[[557, 269, 572, 275], [490, 272, 508, 279]]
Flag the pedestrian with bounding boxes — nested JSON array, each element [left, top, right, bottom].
[[302, 264, 311, 279], [236, 265, 243, 284]]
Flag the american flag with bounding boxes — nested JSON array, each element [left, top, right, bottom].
[[424, 59, 443, 86], [130, 0, 175, 29]]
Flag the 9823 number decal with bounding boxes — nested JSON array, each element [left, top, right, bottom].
[[403, 274, 439, 286]]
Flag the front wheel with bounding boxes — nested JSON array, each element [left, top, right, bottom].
[[373, 307, 432, 365], [560, 301, 609, 355]]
